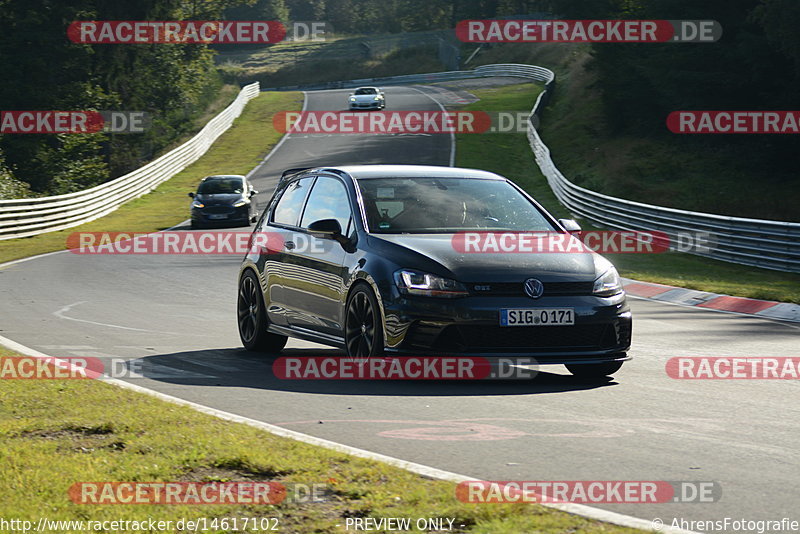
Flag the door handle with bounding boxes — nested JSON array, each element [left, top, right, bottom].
[[284, 241, 295, 250]]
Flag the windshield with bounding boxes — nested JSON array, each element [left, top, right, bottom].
[[354, 88, 377, 95], [357, 177, 557, 233], [197, 177, 244, 195]]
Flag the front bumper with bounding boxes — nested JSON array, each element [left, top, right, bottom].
[[382, 292, 631, 364], [349, 101, 383, 109], [191, 206, 250, 225]]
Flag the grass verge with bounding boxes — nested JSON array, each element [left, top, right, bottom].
[[0, 91, 303, 265], [0, 346, 643, 533], [455, 82, 800, 304]]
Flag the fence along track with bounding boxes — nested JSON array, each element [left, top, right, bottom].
[[0, 82, 260, 240]]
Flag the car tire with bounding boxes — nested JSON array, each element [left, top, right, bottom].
[[190, 220, 199, 230], [238, 270, 287, 353], [344, 284, 384, 359], [566, 361, 623, 378]]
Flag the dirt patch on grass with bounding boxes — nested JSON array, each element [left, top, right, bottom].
[[178, 463, 290, 482], [16, 424, 126, 454], [18, 422, 116, 438]]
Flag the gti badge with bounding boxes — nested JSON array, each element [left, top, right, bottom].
[[523, 278, 544, 299]]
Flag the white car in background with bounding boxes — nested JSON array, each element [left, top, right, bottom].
[[348, 87, 385, 110]]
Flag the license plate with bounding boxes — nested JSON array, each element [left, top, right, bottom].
[[500, 308, 574, 326], [208, 214, 228, 219]]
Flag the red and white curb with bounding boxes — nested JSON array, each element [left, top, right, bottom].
[[622, 278, 800, 323]]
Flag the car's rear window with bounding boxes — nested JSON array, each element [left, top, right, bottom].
[[357, 177, 556, 233]]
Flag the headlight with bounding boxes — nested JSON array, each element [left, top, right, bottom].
[[349, 97, 356, 102], [592, 266, 623, 297], [394, 269, 468, 298], [233, 199, 249, 208], [191, 200, 204, 208], [373, 96, 382, 101]]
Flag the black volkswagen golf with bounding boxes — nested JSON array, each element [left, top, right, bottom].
[[237, 165, 631, 377]]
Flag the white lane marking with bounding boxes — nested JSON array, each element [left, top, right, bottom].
[[53, 301, 178, 334], [0, 249, 70, 270], [412, 85, 479, 107], [68, 350, 113, 358], [0, 332, 699, 534], [406, 85, 456, 166]]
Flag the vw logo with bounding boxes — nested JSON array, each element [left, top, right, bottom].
[[523, 278, 544, 299]]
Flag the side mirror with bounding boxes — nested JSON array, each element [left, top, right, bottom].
[[188, 192, 195, 198], [308, 219, 342, 239], [558, 218, 581, 234], [249, 190, 258, 197]]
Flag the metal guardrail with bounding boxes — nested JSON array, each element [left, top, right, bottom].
[[502, 64, 800, 273], [261, 70, 482, 92], [0, 82, 260, 240]]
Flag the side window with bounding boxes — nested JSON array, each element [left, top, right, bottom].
[[300, 176, 352, 233], [271, 177, 313, 227]]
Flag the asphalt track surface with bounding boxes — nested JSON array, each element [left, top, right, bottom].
[[1, 86, 798, 530]]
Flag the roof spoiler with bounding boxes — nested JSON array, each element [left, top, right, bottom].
[[279, 167, 313, 183]]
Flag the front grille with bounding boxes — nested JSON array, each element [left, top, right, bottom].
[[203, 206, 235, 215], [433, 324, 607, 352], [468, 281, 594, 297], [402, 314, 631, 354]]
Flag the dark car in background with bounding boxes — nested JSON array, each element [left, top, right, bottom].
[[237, 165, 631, 377], [189, 175, 258, 229]]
